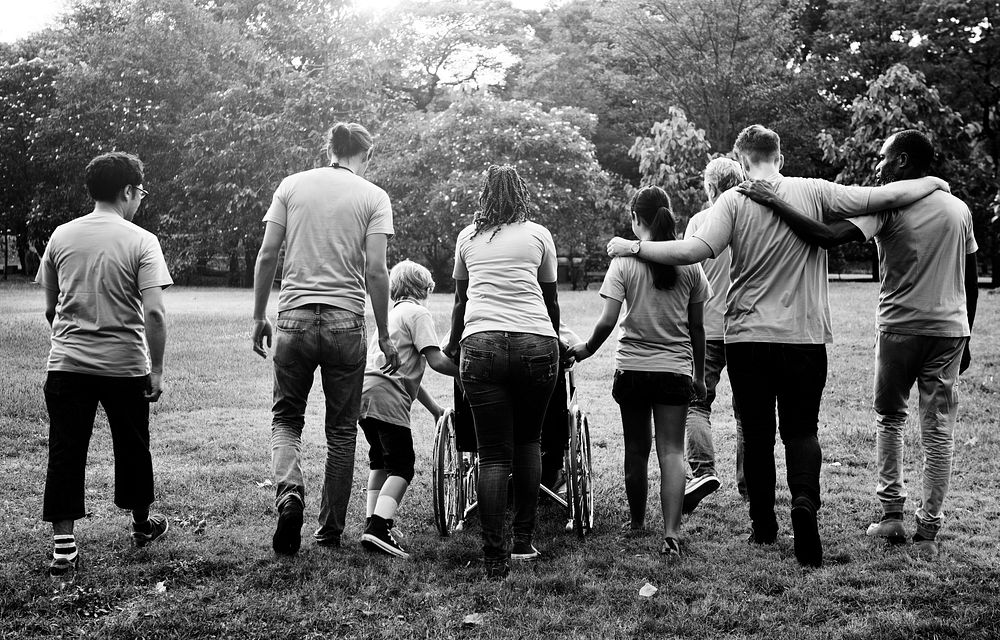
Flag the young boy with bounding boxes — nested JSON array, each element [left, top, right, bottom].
[[358, 260, 458, 558]]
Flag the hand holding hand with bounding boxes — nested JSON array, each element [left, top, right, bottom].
[[251, 318, 273, 358], [606, 237, 633, 258], [736, 179, 778, 206], [567, 341, 593, 363], [379, 336, 401, 374], [145, 372, 164, 402]]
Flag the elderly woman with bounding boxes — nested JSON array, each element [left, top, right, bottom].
[[444, 164, 561, 579]]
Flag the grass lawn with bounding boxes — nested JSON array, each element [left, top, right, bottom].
[[1, 279, 999, 639]]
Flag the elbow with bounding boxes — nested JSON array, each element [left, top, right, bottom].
[[145, 308, 166, 328]]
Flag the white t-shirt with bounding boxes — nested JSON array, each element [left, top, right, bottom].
[[848, 190, 977, 337], [36, 211, 173, 376], [264, 167, 393, 315], [693, 172, 874, 344], [685, 208, 730, 341], [361, 299, 441, 428], [453, 220, 558, 340], [599, 257, 711, 375]]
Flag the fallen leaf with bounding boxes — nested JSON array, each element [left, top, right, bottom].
[[463, 613, 485, 626], [256, 479, 274, 488], [639, 583, 658, 598], [154, 581, 167, 594], [829, 461, 842, 467]]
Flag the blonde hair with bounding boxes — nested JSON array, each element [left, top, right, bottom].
[[704, 157, 745, 193], [389, 260, 435, 301]]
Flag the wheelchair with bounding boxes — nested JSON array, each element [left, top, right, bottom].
[[432, 363, 595, 538]]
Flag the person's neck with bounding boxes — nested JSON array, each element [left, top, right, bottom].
[[330, 154, 363, 175], [93, 201, 127, 219], [746, 162, 781, 180]]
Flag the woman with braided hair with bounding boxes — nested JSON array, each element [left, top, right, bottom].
[[444, 164, 562, 579]]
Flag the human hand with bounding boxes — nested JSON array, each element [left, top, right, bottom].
[[145, 372, 164, 402], [736, 179, 778, 206], [606, 237, 633, 258], [443, 341, 460, 362], [693, 377, 707, 401], [928, 176, 951, 194], [251, 318, 273, 358], [960, 342, 971, 374], [567, 341, 592, 363], [379, 336, 400, 374]]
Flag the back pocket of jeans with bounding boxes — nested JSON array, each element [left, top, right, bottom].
[[522, 353, 556, 385], [276, 317, 308, 334], [461, 348, 493, 382]]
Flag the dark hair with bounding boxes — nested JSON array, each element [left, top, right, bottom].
[[888, 129, 934, 173], [84, 152, 144, 202], [326, 122, 373, 159], [733, 124, 781, 163], [473, 164, 531, 240], [630, 186, 677, 290]]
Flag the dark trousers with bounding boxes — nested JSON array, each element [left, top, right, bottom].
[[460, 331, 560, 558], [43, 371, 154, 522], [725, 342, 827, 538]]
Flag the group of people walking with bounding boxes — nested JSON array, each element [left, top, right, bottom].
[[34, 119, 976, 580]]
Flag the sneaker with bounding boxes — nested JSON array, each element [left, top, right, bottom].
[[865, 514, 907, 544], [660, 537, 681, 560], [483, 556, 510, 580], [132, 514, 169, 548], [912, 533, 939, 561], [790, 504, 822, 568], [683, 475, 721, 514], [746, 531, 777, 545], [313, 526, 341, 548], [272, 495, 303, 555], [360, 515, 409, 559], [511, 542, 541, 561], [48, 554, 80, 579]]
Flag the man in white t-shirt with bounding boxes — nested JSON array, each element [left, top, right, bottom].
[[607, 124, 949, 567], [251, 122, 400, 555], [36, 152, 173, 578], [737, 130, 978, 560]]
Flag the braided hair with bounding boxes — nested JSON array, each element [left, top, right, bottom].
[[472, 164, 532, 240]]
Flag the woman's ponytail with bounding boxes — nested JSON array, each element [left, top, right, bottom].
[[630, 187, 678, 290]]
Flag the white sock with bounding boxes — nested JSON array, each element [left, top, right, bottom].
[[366, 490, 380, 518], [373, 496, 399, 521], [53, 534, 78, 562]]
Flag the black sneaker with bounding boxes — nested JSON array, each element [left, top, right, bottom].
[[483, 557, 510, 580], [361, 515, 409, 559], [510, 541, 541, 561], [683, 475, 721, 514], [747, 530, 777, 545], [791, 504, 823, 568], [272, 495, 303, 555], [48, 554, 80, 579], [313, 526, 341, 548], [132, 514, 169, 548]]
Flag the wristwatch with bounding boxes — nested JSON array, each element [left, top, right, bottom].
[[629, 239, 642, 255]]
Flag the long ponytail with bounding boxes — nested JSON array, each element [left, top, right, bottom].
[[630, 186, 677, 290]]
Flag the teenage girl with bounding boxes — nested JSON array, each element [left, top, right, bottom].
[[569, 186, 709, 558]]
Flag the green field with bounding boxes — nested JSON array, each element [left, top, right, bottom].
[[1, 280, 999, 639]]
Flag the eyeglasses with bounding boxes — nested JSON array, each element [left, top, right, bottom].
[[134, 185, 148, 200]]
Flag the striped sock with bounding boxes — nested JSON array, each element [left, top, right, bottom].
[[53, 535, 78, 563]]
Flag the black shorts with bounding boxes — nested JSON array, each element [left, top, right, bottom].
[[611, 370, 694, 407], [359, 417, 415, 483]]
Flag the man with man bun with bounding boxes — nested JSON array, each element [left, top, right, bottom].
[[252, 122, 400, 555]]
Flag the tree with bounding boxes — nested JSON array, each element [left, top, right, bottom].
[[368, 97, 616, 288]]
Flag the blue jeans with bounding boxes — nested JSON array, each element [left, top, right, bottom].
[[270, 305, 366, 539], [685, 340, 745, 493], [726, 342, 827, 540], [460, 331, 560, 559], [874, 331, 965, 538]]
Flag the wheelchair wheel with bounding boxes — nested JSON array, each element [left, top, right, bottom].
[[432, 410, 464, 536], [567, 407, 595, 538]]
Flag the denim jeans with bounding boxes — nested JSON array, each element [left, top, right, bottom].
[[685, 340, 745, 492], [873, 331, 965, 538], [271, 305, 365, 538], [43, 372, 154, 522], [460, 331, 559, 559], [726, 342, 827, 539]]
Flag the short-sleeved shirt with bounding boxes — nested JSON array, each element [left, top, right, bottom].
[[360, 299, 441, 428], [848, 190, 977, 337], [264, 167, 393, 315], [693, 172, 875, 344], [35, 211, 173, 376], [685, 208, 730, 341], [599, 257, 712, 375], [453, 220, 558, 340]]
